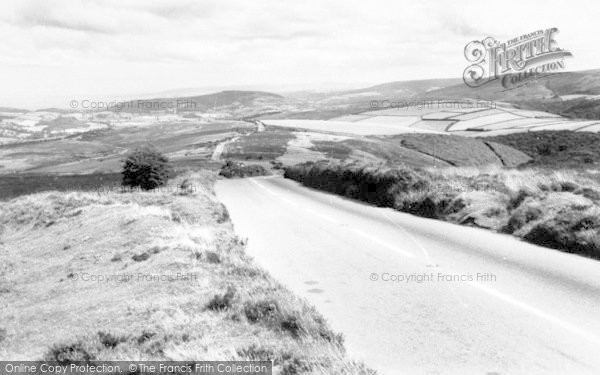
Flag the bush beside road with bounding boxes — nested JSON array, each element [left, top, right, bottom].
[[285, 162, 600, 260]]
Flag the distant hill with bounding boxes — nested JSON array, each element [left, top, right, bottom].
[[341, 78, 463, 98], [35, 108, 78, 113], [0, 107, 29, 113], [301, 78, 463, 104], [415, 70, 600, 119], [109, 90, 285, 113], [310, 69, 600, 120], [290, 69, 600, 106], [421, 69, 600, 102]]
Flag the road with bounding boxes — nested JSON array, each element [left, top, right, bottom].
[[211, 136, 238, 161], [215, 176, 600, 375]]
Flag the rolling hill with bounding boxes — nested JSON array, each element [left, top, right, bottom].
[[109, 90, 286, 113]]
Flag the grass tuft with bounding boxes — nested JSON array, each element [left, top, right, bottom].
[[206, 287, 236, 311], [46, 341, 94, 363], [97, 331, 128, 348]]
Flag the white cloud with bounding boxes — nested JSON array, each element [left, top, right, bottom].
[[0, 0, 597, 108]]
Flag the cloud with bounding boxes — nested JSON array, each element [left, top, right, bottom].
[[0, 0, 598, 108]]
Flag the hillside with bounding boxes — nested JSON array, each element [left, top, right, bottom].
[[0, 171, 371, 373], [289, 69, 600, 121], [323, 78, 463, 101], [515, 98, 600, 120], [293, 70, 600, 105], [221, 129, 531, 169], [111, 90, 286, 113], [487, 130, 600, 168], [420, 69, 600, 102], [0, 121, 252, 175], [420, 70, 600, 119]]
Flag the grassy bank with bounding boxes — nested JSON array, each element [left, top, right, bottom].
[[0, 171, 372, 374], [284, 162, 600, 260]]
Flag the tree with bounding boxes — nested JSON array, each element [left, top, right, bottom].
[[121, 145, 172, 190]]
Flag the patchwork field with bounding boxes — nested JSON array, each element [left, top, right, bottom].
[[261, 119, 441, 135], [259, 100, 600, 137]]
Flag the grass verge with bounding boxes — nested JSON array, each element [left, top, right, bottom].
[[0, 171, 373, 374], [284, 161, 600, 260]]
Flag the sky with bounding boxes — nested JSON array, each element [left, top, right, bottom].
[[0, 0, 598, 109]]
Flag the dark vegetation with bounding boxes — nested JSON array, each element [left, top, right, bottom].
[[285, 161, 600, 260], [219, 161, 268, 178], [0, 158, 215, 201], [488, 131, 600, 168], [285, 162, 429, 208], [206, 287, 236, 311], [0, 172, 123, 201], [122, 145, 173, 190]]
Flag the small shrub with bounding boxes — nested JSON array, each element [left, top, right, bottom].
[[149, 246, 163, 254], [571, 216, 600, 231], [575, 187, 600, 201], [524, 222, 570, 250], [131, 252, 150, 262], [97, 331, 127, 348], [508, 189, 531, 209], [551, 181, 579, 192], [244, 300, 281, 323], [270, 160, 284, 170], [205, 251, 221, 264], [122, 145, 172, 190], [504, 202, 543, 233], [207, 287, 236, 311], [236, 344, 276, 362], [280, 315, 303, 337], [399, 195, 440, 218], [318, 326, 345, 346], [281, 357, 313, 375], [46, 341, 93, 363], [178, 178, 195, 195], [216, 205, 230, 223], [0, 328, 6, 342], [536, 143, 552, 156], [220, 161, 268, 178], [136, 330, 156, 344], [523, 216, 600, 259]]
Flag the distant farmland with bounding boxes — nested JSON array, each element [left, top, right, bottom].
[[260, 100, 600, 137]]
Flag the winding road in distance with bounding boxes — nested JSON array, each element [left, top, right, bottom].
[[215, 176, 600, 375]]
